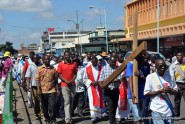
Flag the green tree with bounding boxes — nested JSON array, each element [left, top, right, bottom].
[[0, 41, 17, 54]]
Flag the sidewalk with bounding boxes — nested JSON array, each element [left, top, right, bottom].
[[13, 81, 44, 124]]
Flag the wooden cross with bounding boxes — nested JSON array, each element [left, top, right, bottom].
[[102, 10, 146, 103], [101, 41, 147, 88]]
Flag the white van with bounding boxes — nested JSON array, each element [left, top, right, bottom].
[[124, 51, 171, 66]]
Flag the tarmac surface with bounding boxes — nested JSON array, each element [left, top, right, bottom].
[[13, 81, 185, 124]]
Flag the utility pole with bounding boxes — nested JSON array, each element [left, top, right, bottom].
[[89, 6, 108, 54], [68, 10, 83, 55], [157, 0, 160, 52]]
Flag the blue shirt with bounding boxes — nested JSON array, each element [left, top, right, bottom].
[[126, 61, 150, 99]]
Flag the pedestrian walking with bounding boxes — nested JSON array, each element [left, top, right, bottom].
[[17, 55, 26, 85], [99, 56, 122, 124], [51, 56, 65, 119], [0, 51, 13, 91], [169, 52, 185, 117], [73, 58, 85, 117], [57, 51, 77, 124], [83, 56, 104, 123], [144, 59, 177, 124], [25, 54, 42, 115], [22, 51, 35, 90], [126, 51, 150, 124], [36, 55, 59, 124], [115, 57, 129, 123]]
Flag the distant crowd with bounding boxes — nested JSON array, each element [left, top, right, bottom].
[[0, 50, 184, 124]]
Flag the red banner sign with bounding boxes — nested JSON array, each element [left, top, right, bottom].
[[48, 28, 54, 32]]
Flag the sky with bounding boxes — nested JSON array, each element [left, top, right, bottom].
[[0, 0, 131, 49]]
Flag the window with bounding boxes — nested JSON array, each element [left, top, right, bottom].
[[147, 10, 149, 21], [165, 2, 169, 17], [152, 8, 154, 19], [128, 16, 132, 26], [174, 0, 177, 14], [179, 0, 182, 13], [170, 1, 173, 15]]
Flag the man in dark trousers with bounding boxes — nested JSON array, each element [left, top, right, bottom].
[[169, 52, 185, 117], [36, 55, 59, 124], [99, 56, 122, 124]]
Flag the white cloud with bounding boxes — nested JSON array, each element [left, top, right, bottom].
[[28, 32, 41, 40], [0, 15, 5, 23], [0, 0, 57, 20], [0, 0, 52, 12], [0, 31, 41, 49], [38, 11, 56, 20]]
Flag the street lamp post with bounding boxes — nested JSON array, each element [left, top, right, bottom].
[[89, 6, 108, 54], [157, 0, 160, 52], [68, 10, 83, 55]]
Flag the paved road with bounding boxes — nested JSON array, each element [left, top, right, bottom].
[[13, 81, 185, 124]]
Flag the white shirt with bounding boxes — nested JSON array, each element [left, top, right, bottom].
[[75, 66, 84, 92], [25, 63, 38, 87], [144, 71, 177, 116], [172, 56, 177, 63], [53, 63, 61, 84], [169, 60, 185, 83]]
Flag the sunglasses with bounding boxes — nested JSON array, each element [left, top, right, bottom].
[[158, 65, 167, 68]]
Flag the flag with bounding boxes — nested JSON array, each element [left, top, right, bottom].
[[48, 28, 54, 32]]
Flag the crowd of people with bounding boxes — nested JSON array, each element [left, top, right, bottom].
[[0, 50, 184, 124]]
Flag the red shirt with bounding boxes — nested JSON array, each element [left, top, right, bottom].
[[57, 61, 77, 87]]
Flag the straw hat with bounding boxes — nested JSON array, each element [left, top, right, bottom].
[[4, 51, 11, 57]]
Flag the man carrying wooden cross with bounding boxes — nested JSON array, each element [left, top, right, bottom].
[[99, 56, 123, 124], [126, 50, 150, 124]]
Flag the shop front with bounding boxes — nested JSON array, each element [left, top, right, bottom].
[[162, 35, 185, 59]]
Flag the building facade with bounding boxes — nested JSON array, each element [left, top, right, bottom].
[[40, 31, 89, 53], [40, 28, 125, 54], [18, 43, 38, 55], [84, 27, 125, 53], [121, 0, 185, 57]]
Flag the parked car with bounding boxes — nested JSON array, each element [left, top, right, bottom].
[[124, 51, 171, 67]]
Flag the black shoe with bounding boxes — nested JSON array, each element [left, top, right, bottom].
[[51, 121, 57, 124], [45, 121, 50, 124], [91, 118, 98, 123], [174, 113, 180, 117], [77, 113, 84, 117]]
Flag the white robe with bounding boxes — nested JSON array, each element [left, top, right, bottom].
[[83, 66, 102, 119], [115, 96, 130, 119], [115, 62, 130, 119]]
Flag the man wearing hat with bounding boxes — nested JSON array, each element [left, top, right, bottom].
[[0, 51, 13, 91]]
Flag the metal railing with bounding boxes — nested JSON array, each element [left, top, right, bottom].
[[2, 69, 13, 124]]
